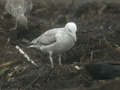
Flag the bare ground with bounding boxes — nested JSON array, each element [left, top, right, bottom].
[[0, 1, 120, 90]]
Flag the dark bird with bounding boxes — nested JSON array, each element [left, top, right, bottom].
[[84, 63, 120, 80]]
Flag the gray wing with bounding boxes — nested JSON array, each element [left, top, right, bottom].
[[5, 0, 24, 16], [5, 0, 32, 17], [31, 29, 59, 45]]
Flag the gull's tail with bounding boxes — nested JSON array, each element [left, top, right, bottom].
[[28, 44, 40, 49]]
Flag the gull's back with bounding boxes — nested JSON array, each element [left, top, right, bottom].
[[31, 28, 64, 46]]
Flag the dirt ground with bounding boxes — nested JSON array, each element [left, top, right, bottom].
[[1, 0, 120, 90]]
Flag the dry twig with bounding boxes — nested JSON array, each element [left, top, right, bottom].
[[15, 45, 38, 66]]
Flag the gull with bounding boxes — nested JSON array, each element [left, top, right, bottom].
[[5, 0, 32, 29], [29, 22, 77, 68]]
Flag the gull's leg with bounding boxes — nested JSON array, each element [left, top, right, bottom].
[[49, 51, 54, 68], [58, 54, 62, 65]]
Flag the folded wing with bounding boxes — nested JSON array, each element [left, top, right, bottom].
[[31, 29, 59, 45]]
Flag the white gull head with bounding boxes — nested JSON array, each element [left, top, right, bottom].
[[65, 22, 77, 41], [65, 22, 77, 33]]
